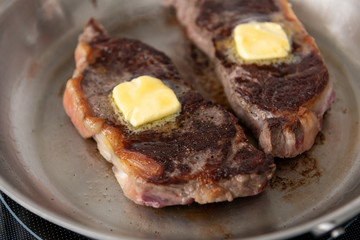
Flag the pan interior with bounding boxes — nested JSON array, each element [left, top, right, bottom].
[[1, 0, 360, 239]]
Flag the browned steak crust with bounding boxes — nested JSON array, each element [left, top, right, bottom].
[[80, 31, 273, 184], [64, 19, 275, 207], [216, 49, 329, 112], [196, 0, 279, 37], [166, 0, 334, 158]]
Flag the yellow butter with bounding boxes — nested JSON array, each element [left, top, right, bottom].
[[112, 75, 181, 127], [234, 22, 290, 60]]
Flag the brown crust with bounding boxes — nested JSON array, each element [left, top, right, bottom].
[[195, 0, 279, 38], [63, 76, 104, 138], [166, 0, 333, 158], [173, 0, 329, 113], [208, 0, 329, 113], [63, 19, 275, 184], [223, 50, 329, 112]]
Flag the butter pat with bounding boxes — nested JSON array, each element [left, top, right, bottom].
[[112, 75, 181, 127], [234, 22, 290, 60]]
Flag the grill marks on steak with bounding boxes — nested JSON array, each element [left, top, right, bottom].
[[166, 0, 334, 158], [63, 19, 275, 207]]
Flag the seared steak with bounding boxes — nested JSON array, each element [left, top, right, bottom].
[[165, 0, 334, 158], [63, 19, 275, 208]]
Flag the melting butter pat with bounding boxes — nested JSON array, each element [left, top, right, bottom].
[[112, 75, 181, 127], [234, 22, 290, 60]]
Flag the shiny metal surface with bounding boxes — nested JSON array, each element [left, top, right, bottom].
[[1, 0, 360, 239]]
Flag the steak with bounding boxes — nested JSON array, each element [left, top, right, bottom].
[[165, 0, 335, 158], [63, 19, 275, 208]]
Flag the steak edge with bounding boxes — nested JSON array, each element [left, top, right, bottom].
[[63, 19, 275, 208], [166, 0, 335, 158]]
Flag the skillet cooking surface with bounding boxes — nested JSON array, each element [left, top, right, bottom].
[[1, 0, 360, 239]]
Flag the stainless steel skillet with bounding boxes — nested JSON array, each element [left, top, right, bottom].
[[1, 0, 360, 239]]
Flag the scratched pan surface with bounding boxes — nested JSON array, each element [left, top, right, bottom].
[[1, 0, 360, 239]]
